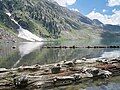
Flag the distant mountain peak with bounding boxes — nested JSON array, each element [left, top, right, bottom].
[[93, 19, 104, 27]]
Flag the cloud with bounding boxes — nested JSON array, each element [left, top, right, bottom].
[[52, 0, 76, 7], [107, 0, 120, 7], [93, 8, 96, 11], [70, 8, 79, 12], [103, 9, 106, 13], [87, 9, 120, 25]]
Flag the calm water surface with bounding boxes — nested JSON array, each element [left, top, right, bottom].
[[0, 40, 120, 90]]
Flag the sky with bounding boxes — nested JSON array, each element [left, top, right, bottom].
[[53, 0, 120, 25]]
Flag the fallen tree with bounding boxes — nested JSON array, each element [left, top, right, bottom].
[[0, 57, 120, 90]]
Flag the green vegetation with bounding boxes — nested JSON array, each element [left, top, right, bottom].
[[0, 0, 103, 40]]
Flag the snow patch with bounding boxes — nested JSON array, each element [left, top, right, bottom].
[[11, 18, 19, 25], [6, 12, 44, 42], [18, 27, 43, 41], [6, 12, 11, 17]]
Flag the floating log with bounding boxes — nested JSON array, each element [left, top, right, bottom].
[[0, 57, 120, 89]]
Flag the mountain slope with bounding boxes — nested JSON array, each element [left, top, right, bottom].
[[0, 0, 105, 41], [92, 19, 120, 32], [103, 24, 120, 32]]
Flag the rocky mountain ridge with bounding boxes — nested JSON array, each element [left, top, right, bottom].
[[0, 0, 120, 41]]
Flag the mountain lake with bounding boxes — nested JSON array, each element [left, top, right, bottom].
[[0, 40, 120, 90]]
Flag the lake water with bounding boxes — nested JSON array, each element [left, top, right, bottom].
[[0, 40, 120, 89]]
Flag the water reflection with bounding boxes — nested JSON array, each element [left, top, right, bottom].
[[51, 76, 120, 90], [13, 42, 44, 67], [100, 50, 120, 59], [0, 41, 120, 68], [0, 41, 120, 90], [19, 42, 44, 57], [87, 83, 120, 90]]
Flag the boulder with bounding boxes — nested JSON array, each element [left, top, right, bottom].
[[51, 66, 61, 74], [13, 76, 28, 89], [64, 61, 74, 67]]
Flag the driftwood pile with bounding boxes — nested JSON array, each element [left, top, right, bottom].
[[0, 57, 120, 90]]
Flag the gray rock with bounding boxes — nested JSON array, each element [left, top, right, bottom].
[[14, 76, 28, 88], [51, 66, 61, 74], [64, 61, 74, 67]]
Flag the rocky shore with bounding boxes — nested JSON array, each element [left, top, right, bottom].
[[0, 57, 120, 90]]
